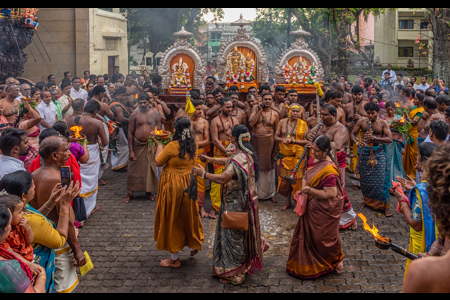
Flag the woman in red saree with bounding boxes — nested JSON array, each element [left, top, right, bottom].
[[286, 134, 344, 279]]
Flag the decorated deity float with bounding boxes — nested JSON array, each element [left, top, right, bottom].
[[158, 26, 206, 102], [216, 14, 269, 97], [273, 26, 324, 107], [0, 8, 39, 83]]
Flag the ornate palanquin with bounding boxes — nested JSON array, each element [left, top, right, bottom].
[[158, 26, 206, 95], [273, 27, 324, 95], [216, 14, 268, 92]]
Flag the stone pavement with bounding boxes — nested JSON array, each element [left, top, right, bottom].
[[75, 165, 410, 293]]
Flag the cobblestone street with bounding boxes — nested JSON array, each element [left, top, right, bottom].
[[75, 165, 410, 293]]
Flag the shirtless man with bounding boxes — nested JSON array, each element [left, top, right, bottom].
[[190, 100, 212, 218], [326, 89, 346, 125], [278, 89, 306, 120], [31, 136, 87, 271], [344, 85, 368, 189], [209, 97, 239, 215], [124, 93, 162, 203], [351, 102, 393, 216], [249, 92, 280, 202], [417, 97, 445, 141], [307, 104, 357, 229], [90, 85, 114, 120], [306, 101, 320, 130], [0, 84, 21, 126], [66, 100, 108, 216], [228, 91, 247, 126], [336, 82, 352, 105]]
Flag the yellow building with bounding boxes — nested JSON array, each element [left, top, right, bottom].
[[374, 8, 432, 69], [22, 8, 128, 83]]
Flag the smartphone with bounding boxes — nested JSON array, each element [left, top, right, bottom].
[[60, 166, 72, 188]]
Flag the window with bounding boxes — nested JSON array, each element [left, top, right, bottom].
[[398, 47, 413, 57], [399, 20, 414, 29], [99, 8, 113, 12], [420, 21, 430, 29], [146, 57, 152, 66]]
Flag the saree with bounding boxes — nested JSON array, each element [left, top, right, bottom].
[[357, 144, 390, 210], [402, 106, 424, 180], [0, 248, 34, 293], [210, 140, 229, 211], [337, 151, 356, 230], [212, 152, 263, 285], [127, 138, 158, 196], [252, 132, 277, 199], [286, 158, 344, 279], [404, 181, 438, 277], [277, 119, 307, 198], [384, 115, 406, 188], [25, 203, 56, 293], [350, 130, 363, 186], [79, 143, 100, 216], [196, 147, 207, 208], [110, 127, 129, 171]]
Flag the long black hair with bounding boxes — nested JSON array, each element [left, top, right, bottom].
[[231, 124, 260, 182], [312, 134, 340, 177], [0, 170, 33, 198], [0, 204, 11, 238], [172, 117, 196, 160]]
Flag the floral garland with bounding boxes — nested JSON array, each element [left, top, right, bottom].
[[283, 64, 292, 84], [314, 82, 324, 98]]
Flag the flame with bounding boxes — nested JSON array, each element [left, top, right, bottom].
[[70, 126, 82, 139], [395, 103, 400, 107], [154, 127, 164, 135], [400, 115, 405, 121], [357, 213, 390, 243]]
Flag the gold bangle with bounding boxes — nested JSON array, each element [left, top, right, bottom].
[[43, 202, 53, 210], [37, 274, 47, 280], [59, 211, 70, 215], [400, 203, 408, 212]]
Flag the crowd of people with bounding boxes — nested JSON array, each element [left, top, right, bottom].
[[0, 65, 450, 292]]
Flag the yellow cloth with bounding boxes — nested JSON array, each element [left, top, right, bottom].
[[402, 107, 424, 180], [277, 119, 307, 197], [210, 140, 229, 211], [350, 130, 363, 173], [195, 147, 206, 206], [185, 97, 196, 116], [25, 214, 66, 250], [154, 141, 204, 253]]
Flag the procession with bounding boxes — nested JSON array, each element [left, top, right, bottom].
[[1, 7, 450, 293]]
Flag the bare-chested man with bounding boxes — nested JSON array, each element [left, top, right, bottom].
[[124, 93, 162, 203], [209, 97, 239, 215], [278, 89, 306, 120], [336, 82, 352, 105], [307, 104, 357, 230], [274, 103, 308, 211], [189, 100, 213, 218], [31, 136, 87, 290], [344, 85, 368, 190], [351, 102, 393, 217], [326, 89, 346, 125], [228, 91, 247, 126], [66, 100, 108, 217], [249, 92, 280, 202], [418, 96, 445, 141], [0, 84, 21, 126]]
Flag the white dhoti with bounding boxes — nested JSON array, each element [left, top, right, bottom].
[[111, 127, 128, 171], [80, 143, 100, 216], [256, 169, 276, 199], [53, 241, 78, 293], [98, 116, 110, 179]]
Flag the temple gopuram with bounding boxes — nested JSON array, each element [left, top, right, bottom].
[[0, 8, 39, 83]]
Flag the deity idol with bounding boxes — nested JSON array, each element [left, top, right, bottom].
[[171, 57, 191, 89], [243, 53, 255, 82], [283, 62, 293, 84], [225, 46, 245, 85], [292, 57, 304, 85], [307, 64, 318, 84]]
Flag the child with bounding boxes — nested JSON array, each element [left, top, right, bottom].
[[0, 194, 41, 274]]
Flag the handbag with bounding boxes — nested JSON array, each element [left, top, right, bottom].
[[73, 196, 87, 222], [294, 191, 308, 216], [183, 159, 197, 201], [222, 210, 248, 231]]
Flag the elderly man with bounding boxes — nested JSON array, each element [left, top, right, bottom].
[[0, 127, 28, 179], [0, 84, 21, 126], [57, 81, 74, 119], [36, 90, 58, 131], [30, 135, 86, 293]]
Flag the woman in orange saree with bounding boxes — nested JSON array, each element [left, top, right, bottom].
[[286, 134, 344, 279]]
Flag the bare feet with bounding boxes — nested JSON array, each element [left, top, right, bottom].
[[385, 207, 392, 217], [359, 202, 366, 209], [349, 220, 357, 230], [160, 258, 180, 268], [280, 202, 292, 211], [145, 192, 156, 201], [122, 196, 131, 204], [351, 185, 360, 191], [91, 205, 101, 214], [98, 179, 108, 186], [336, 261, 344, 274], [263, 241, 270, 252], [270, 197, 278, 203], [190, 249, 198, 257], [208, 208, 217, 219], [200, 207, 209, 218], [219, 278, 230, 284]]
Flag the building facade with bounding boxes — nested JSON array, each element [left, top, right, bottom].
[[374, 8, 432, 68], [21, 8, 128, 84]]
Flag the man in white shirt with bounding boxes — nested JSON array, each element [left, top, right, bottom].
[[411, 76, 420, 90], [416, 76, 430, 91], [0, 127, 28, 179], [57, 81, 74, 119], [70, 77, 88, 101], [381, 64, 396, 81], [394, 73, 404, 87], [14, 83, 30, 101], [36, 90, 57, 131]]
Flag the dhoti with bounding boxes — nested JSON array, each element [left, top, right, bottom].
[[110, 127, 128, 171], [127, 138, 158, 196], [53, 241, 78, 293], [337, 151, 356, 229], [196, 147, 207, 208], [79, 143, 100, 216], [210, 141, 228, 211], [98, 116, 110, 179]]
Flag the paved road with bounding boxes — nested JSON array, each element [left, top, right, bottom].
[[75, 165, 410, 293]]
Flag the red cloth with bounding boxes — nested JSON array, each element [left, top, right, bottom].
[[0, 225, 34, 262], [336, 151, 347, 168], [29, 153, 81, 206]]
